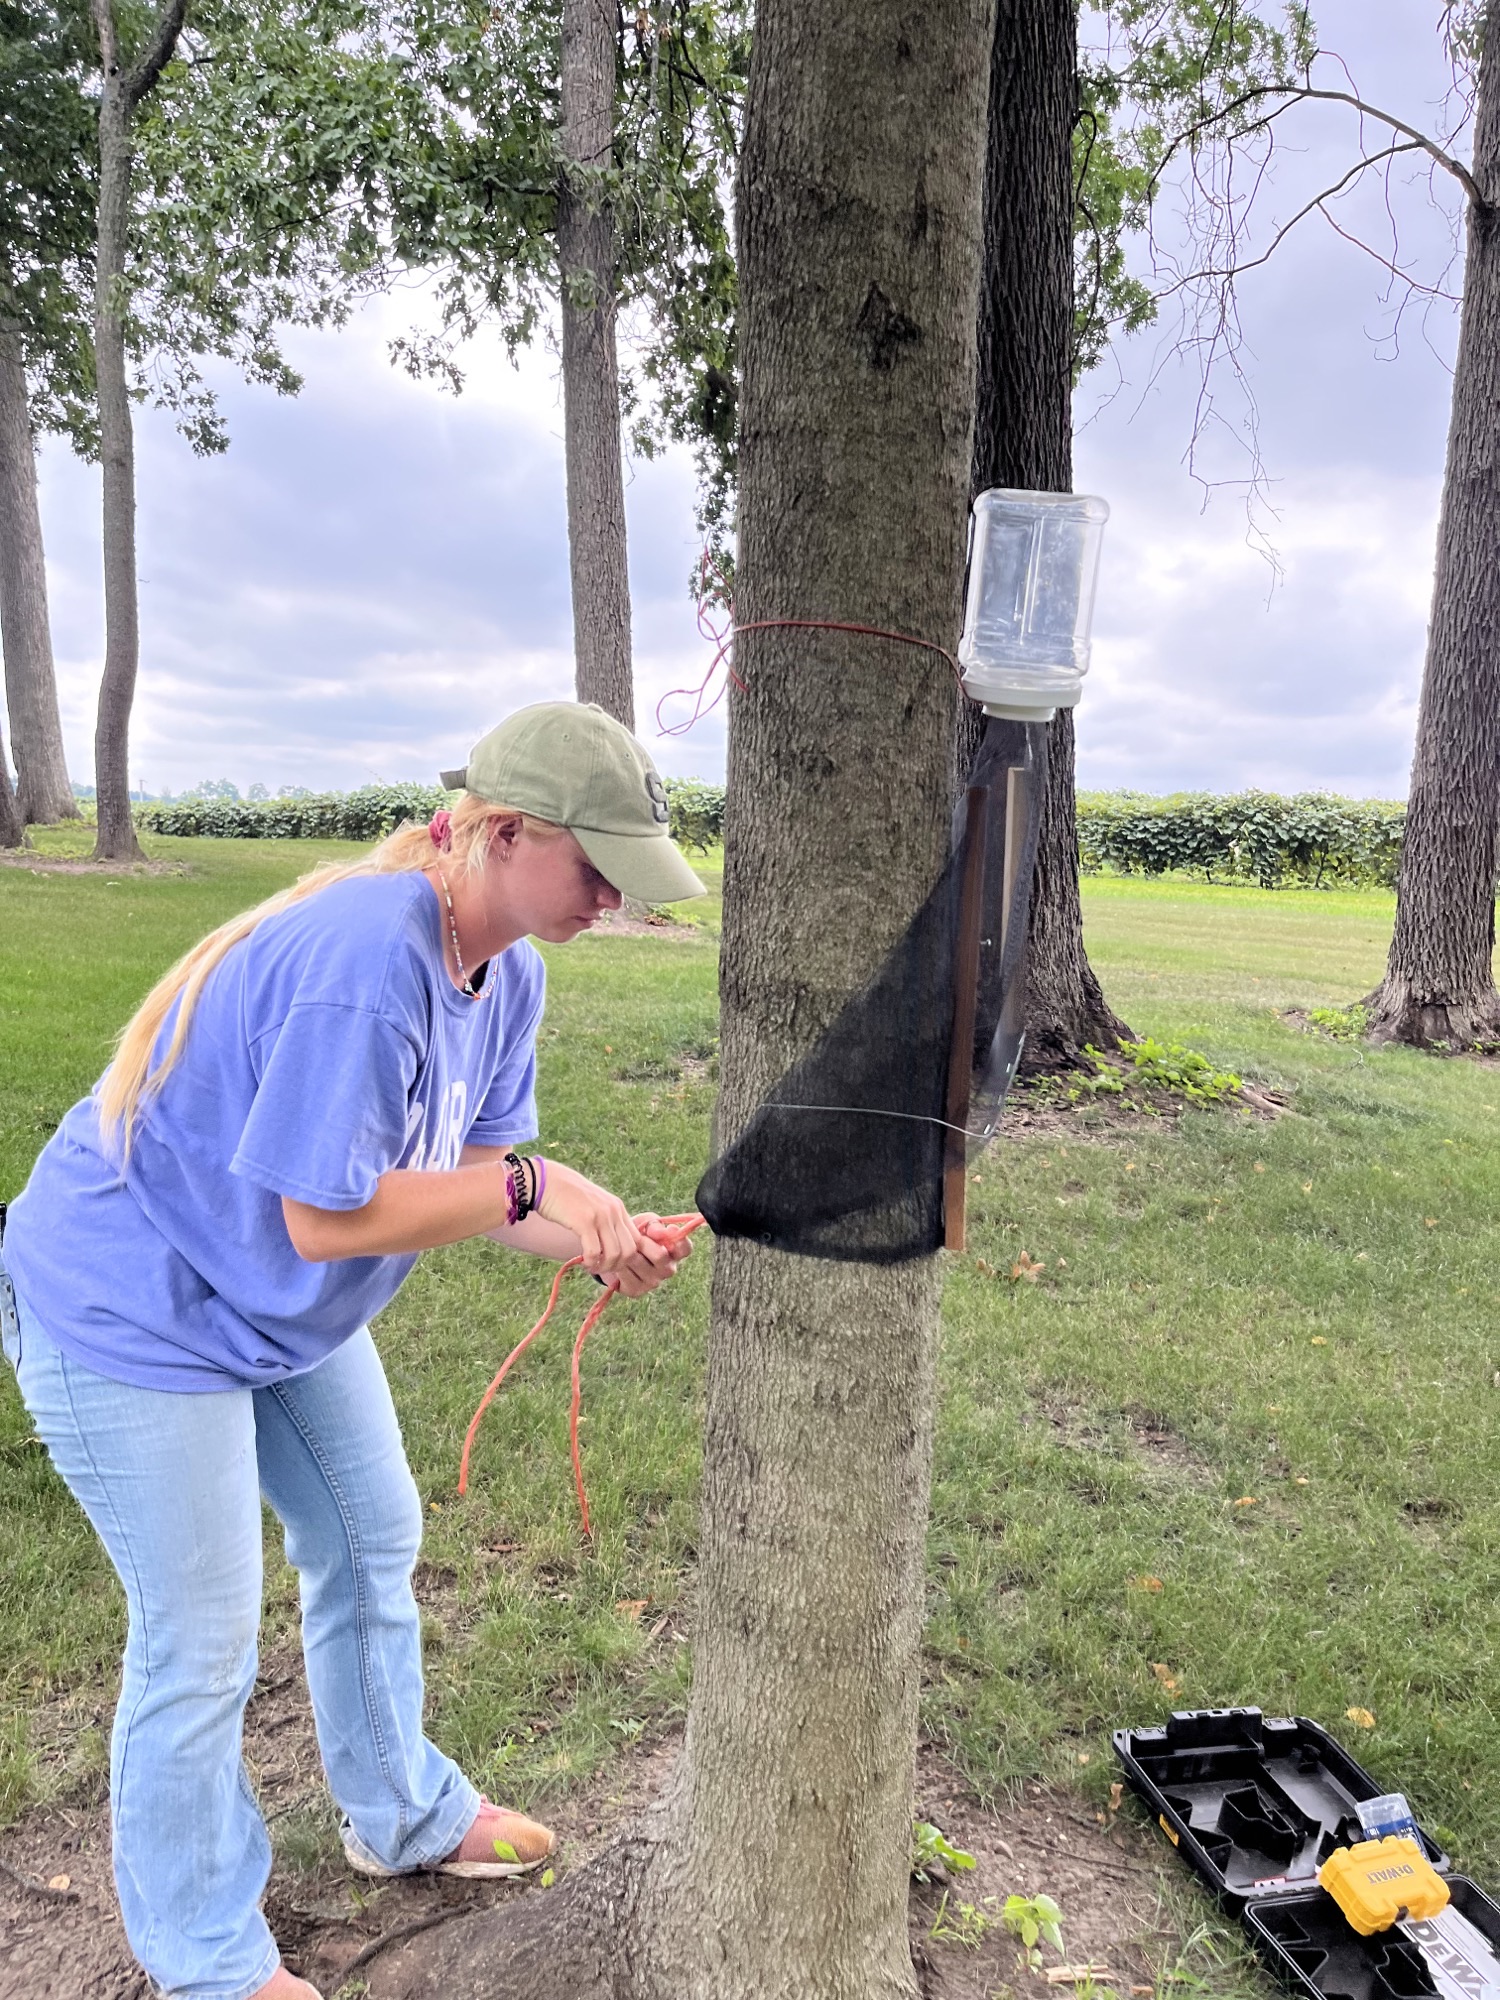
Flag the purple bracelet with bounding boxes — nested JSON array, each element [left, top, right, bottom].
[[533, 1156, 547, 1210]]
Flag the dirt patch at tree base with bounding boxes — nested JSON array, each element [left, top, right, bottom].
[[0, 852, 184, 877], [0, 1640, 1194, 1999], [1001, 1069, 1287, 1141]]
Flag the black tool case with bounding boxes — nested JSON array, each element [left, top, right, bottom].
[[1112, 1708, 1500, 2000]]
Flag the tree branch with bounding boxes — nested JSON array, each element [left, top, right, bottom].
[[1154, 139, 1428, 293], [124, 0, 188, 110], [1153, 79, 1485, 210]]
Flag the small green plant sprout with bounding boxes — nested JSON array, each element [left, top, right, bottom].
[[1306, 1003, 1369, 1042], [929, 1890, 997, 1949], [493, 1837, 521, 1863], [911, 1819, 978, 1884], [1117, 1039, 1242, 1106], [1003, 1891, 1065, 1971], [1075, 1048, 1127, 1096]]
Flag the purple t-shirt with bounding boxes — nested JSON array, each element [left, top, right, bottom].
[[4, 872, 544, 1391]]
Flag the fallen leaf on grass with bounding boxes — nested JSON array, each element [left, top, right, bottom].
[[1311, 1336, 1328, 1346], [1109, 1782, 1124, 1811], [1425, 1218, 1439, 1228], [1254, 1162, 1266, 1173], [1151, 1662, 1180, 1691], [614, 1599, 648, 1622], [1233, 1496, 1258, 1508], [1346, 1706, 1376, 1729], [975, 1259, 996, 1278], [1077, 1751, 1091, 1764], [1010, 1251, 1046, 1283], [1129, 1575, 1164, 1592]]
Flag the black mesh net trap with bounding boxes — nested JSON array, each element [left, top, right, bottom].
[[696, 715, 1048, 1262]]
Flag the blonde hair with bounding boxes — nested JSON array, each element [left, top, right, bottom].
[[98, 795, 561, 1162]]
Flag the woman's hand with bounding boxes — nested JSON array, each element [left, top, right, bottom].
[[535, 1165, 689, 1297]]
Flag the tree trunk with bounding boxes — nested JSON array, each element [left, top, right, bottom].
[[0, 324, 78, 824], [1364, 31, 1500, 1048], [0, 711, 24, 848], [558, 0, 633, 729], [969, 0, 1129, 1069], [90, 0, 184, 862], [371, 3, 995, 1996], [91, 21, 146, 863]]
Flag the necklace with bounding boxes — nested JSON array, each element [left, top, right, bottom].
[[435, 869, 489, 999]]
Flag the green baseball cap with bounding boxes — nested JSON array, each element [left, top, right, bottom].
[[441, 702, 706, 904]]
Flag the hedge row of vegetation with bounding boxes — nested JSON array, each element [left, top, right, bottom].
[[135, 778, 731, 852], [135, 783, 1405, 887], [1075, 791, 1406, 889]]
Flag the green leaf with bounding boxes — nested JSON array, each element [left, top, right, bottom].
[[492, 1838, 520, 1863]]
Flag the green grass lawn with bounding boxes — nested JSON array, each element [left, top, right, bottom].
[[3, 842, 1498, 1940]]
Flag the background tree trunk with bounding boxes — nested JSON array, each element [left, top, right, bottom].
[[92, 8, 146, 863], [0, 323, 79, 825], [0, 713, 23, 848], [1364, 28, 1500, 1048], [970, 0, 1129, 1069], [558, 0, 633, 729], [373, 2, 995, 1996], [90, 0, 184, 864]]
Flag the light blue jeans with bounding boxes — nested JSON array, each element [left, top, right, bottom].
[[0, 1265, 478, 2000]]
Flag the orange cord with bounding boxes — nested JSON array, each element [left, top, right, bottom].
[[457, 1214, 706, 1538]]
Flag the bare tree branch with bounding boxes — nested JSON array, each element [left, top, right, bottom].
[[1153, 79, 1485, 209], [1153, 140, 1429, 292]]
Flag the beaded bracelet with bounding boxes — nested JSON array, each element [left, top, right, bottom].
[[501, 1160, 519, 1229]]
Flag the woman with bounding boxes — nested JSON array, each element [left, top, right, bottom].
[[0, 701, 704, 2000]]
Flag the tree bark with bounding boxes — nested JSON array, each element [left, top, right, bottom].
[[0, 710, 24, 848], [625, 0, 995, 1946], [372, 2, 995, 1996], [90, 0, 184, 864], [969, 0, 1129, 1069], [0, 324, 78, 824], [558, 0, 633, 729], [1364, 28, 1500, 1049]]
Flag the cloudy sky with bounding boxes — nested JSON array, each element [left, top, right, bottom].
[[29, 0, 1466, 801]]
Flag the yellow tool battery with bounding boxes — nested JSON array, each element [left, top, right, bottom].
[[1319, 1836, 1451, 1935]]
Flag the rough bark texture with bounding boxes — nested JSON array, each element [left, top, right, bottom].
[[373, 2, 994, 1996], [90, 0, 184, 863], [559, 0, 633, 729], [969, 0, 1129, 1069], [0, 325, 77, 824], [1364, 30, 1500, 1048], [0, 712, 23, 848]]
